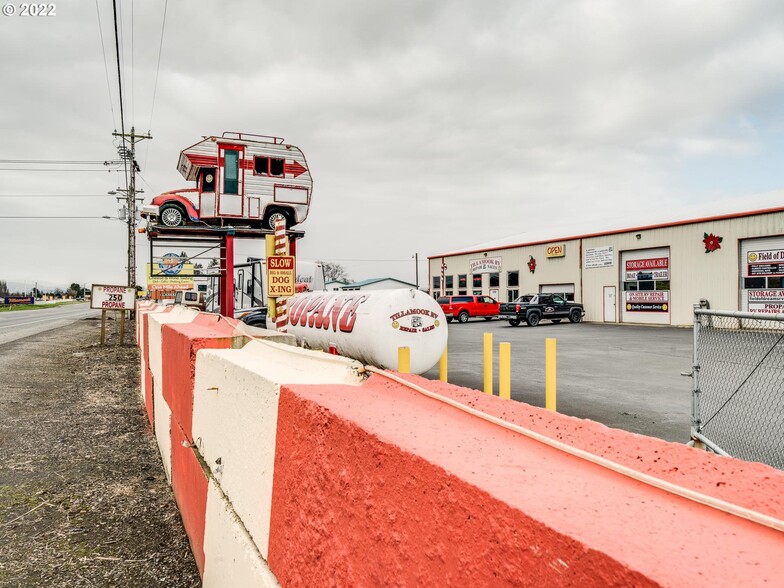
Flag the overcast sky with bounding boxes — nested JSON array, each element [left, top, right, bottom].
[[1, 0, 784, 291]]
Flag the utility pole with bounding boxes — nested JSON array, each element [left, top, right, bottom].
[[112, 127, 152, 289], [413, 253, 419, 289]]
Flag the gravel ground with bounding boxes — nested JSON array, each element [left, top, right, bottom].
[[0, 317, 200, 587]]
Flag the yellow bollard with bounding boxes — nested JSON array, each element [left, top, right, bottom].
[[545, 338, 557, 411], [499, 342, 511, 399], [483, 332, 493, 394], [439, 346, 448, 382], [398, 346, 411, 374]]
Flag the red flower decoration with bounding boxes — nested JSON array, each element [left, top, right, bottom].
[[527, 255, 536, 273], [703, 233, 723, 253]]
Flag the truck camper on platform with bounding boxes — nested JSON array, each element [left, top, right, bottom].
[[141, 132, 312, 230]]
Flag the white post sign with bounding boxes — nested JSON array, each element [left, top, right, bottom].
[[90, 284, 136, 310]]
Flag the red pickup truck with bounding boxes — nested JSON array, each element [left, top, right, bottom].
[[437, 295, 500, 323]]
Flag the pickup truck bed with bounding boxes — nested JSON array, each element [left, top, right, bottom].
[[498, 294, 584, 327]]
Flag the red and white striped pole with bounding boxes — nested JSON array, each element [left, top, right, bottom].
[[274, 217, 288, 332]]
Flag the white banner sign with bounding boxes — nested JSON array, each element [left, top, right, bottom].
[[469, 257, 501, 274], [584, 246, 614, 269], [91, 284, 136, 310]]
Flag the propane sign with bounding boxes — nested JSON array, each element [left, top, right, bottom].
[[90, 284, 136, 310], [267, 255, 295, 297]]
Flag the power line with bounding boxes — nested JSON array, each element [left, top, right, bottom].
[[112, 0, 129, 190], [0, 216, 121, 219], [0, 168, 124, 172], [144, 0, 168, 171], [94, 0, 117, 130], [0, 194, 114, 199], [0, 159, 121, 165]]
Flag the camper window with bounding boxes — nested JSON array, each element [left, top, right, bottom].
[[224, 150, 239, 194], [254, 156, 285, 177]]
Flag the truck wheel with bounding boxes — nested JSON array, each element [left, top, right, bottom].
[[457, 310, 469, 323], [160, 204, 185, 227], [526, 313, 540, 327], [569, 309, 583, 323], [508, 319, 520, 327]]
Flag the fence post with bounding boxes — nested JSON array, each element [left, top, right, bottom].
[[691, 305, 704, 449]]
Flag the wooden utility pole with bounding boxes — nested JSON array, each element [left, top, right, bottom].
[[112, 127, 152, 289]]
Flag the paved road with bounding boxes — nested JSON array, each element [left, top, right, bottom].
[[0, 302, 100, 346], [422, 319, 694, 443]]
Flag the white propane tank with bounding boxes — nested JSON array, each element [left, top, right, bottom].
[[285, 289, 448, 374]]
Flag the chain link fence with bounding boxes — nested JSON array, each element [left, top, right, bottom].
[[689, 308, 784, 469]]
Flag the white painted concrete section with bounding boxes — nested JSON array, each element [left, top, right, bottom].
[[202, 480, 279, 588], [147, 306, 199, 404], [153, 381, 173, 483], [238, 338, 367, 384], [192, 341, 363, 559]]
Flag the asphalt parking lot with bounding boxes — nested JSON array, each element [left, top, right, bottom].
[[421, 318, 694, 443]]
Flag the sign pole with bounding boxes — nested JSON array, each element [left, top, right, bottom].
[[119, 310, 126, 345], [100, 310, 107, 346], [274, 218, 289, 332]]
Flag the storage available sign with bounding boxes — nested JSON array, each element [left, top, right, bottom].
[[748, 289, 784, 314], [625, 257, 669, 281]]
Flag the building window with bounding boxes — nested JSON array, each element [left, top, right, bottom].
[[489, 273, 499, 287], [458, 274, 467, 288], [507, 289, 519, 302], [472, 274, 482, 288], [224, 150, 240, 194], [445, 275, 454, 289], [507, 271, 519, 287], [432, 276, 441, 291], [254, 156, 285, 177], [473, 290, 482, 295]]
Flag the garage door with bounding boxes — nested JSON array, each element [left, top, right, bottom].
[[620, 247, 670, 325], [539, 283, 575, 301], [740, 236, 784, 313]]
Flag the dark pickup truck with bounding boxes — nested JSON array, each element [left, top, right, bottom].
[[498, 294, 585, 327]]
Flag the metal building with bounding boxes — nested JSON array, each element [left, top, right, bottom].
[[428, 200, 784, 326]]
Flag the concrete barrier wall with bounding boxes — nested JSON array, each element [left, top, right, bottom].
[[136, 303, 784, 586]]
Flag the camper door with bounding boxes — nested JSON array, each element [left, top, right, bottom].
[[217, 144, 244, 217]]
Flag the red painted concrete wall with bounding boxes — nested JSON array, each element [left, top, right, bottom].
[[171, 419, 208, 575], [268, 374, 784, 586], [143, 364, 154, 428], [162, 315, 239, 442]]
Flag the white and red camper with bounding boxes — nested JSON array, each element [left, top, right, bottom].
[[141, 132, 312, 230]]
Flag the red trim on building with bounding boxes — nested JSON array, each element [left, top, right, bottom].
[[428, 205, 784, 260]]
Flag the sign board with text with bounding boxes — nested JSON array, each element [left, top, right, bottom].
[[267, 256, 296, 297], [91, 284, 136, 310]]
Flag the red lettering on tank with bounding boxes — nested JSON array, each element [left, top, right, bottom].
[[287, 296, 309, 325], [308, 297, 332, 328], [339, 296, 368, 333]]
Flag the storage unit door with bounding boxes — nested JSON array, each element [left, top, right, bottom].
[[620, 247, 670, 325], [539, 283, 575, 301]]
